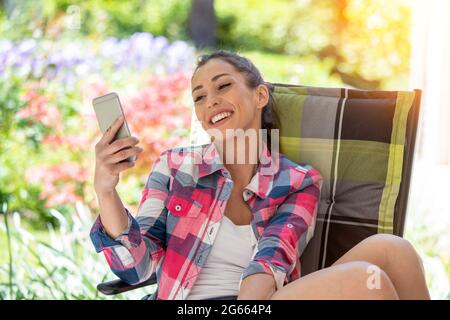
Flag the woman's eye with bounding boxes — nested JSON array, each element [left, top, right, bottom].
[[194, 83, 231, 102], [194, 95, 204, 102], [219, 83, 231, 90]]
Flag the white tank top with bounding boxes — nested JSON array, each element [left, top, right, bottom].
[[186, 215, 258, 300]]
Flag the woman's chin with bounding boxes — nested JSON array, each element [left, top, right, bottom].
[[207, 126, 236, 144], [205, 122, 236, 136]]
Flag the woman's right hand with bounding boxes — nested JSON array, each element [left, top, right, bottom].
[[94, 116, 143, 194]]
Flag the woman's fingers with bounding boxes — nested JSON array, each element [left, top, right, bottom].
[[105, 146, 143, 164], [107, 136, 140, 155], [101, 115, 124, 146], [110, 158, 137, 175]]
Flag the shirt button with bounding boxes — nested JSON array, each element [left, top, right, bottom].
[[175, 204, 182, 211], [287, 223, 294, 228]]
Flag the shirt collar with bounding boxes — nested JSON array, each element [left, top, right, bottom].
[[197, 139, 280, 199]]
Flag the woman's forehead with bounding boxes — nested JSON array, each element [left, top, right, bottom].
[[192, 59, 239, 83]]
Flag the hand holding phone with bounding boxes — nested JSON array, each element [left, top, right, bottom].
[[92, 92, 137, 161], [92, 92, 143, 193]]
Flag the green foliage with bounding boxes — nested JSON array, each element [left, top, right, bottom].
[[405, 215, 450, 299], [0, 31, 194, 228], [1, 0, 191, 41], [334, 0, 412, 89], [216, 0, 334, 55], [241, 51, 343, 87], [0, 78, 55, 227], [215, 0, 411, 89], [1, 0, 412, 89], [0, 203, 155, 299]]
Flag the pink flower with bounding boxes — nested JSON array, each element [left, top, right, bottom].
[[26, 162, 90, 207], [80, 81, 109, 103], [42, 134, 91, 150], [16, 88, 63, 131]]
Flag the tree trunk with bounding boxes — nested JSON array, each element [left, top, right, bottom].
[[188, 0, 216, 48]]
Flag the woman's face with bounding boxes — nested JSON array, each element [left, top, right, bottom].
[[191, 59, 269, 140]]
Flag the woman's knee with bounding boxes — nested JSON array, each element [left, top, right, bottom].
[[366, 234, 414, 252], [363, 263, 399, 299], [339, 261, 399, 300], [366, 234, 420, 265]]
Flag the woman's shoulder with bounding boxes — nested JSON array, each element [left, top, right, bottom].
[[153, 143, 211, 174], [278, 153, 316, 174], [277, 154, 323, 190]]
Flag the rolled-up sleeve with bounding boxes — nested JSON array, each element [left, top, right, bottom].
[[90, 208, 141, 253], [240, 166, 323, 291], [89, 150, 171, 285]]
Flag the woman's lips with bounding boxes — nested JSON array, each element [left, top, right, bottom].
[[208, 112, 234, 128]]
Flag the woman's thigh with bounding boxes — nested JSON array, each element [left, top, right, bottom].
[[330, 234, 429, 299], [331, 234, 400, 268], [269, 260, 398, 300]]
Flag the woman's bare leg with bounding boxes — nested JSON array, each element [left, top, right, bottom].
[[331, 234, 430, 300], [270, 260, 399, 300]]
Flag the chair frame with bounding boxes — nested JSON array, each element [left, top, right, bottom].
[[394, 89, 421, 237]]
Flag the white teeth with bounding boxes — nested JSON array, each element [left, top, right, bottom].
[[211, 112, 232, 124]]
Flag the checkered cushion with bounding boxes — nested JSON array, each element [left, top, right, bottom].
[[270, 83, 418, 275]]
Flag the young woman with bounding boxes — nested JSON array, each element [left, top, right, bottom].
[[91, 51, 430, 300]]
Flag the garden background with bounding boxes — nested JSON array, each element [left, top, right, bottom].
[[0, 0, 448, 299]]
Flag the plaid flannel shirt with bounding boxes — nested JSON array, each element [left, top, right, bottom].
[[90, 141, 323, 300]]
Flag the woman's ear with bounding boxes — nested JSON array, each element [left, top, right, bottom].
[[255, 84, 270, 110]]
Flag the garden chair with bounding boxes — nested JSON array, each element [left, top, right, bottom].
[[96, 83, 422, 296]]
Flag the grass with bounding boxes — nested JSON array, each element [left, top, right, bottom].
[[0, 219, 49, 265], [0, 204, 156, 300]]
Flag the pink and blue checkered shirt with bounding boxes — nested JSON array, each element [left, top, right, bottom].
[[90, 141, 323, 300]]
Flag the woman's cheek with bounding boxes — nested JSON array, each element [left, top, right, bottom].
[[194, 107, 203, 124]]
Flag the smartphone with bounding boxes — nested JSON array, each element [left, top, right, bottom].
[[92, 92, 137, 163]]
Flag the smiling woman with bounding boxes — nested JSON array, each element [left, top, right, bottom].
[[90, 50, 430, 300], [191, 51, 280, 155]]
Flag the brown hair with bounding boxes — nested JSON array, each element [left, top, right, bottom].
[[194, 50, 280, 153]]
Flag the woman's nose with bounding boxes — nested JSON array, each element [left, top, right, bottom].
[[207, 95, 219, 109]]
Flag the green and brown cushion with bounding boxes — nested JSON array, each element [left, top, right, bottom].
[[271, 83, 421, 275]]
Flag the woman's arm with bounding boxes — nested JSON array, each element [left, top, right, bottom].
[[239, 166, 323, 296], [96, 188, 129, 239], [93, 114, 142, 240], [90, 150, 170, 285], [237, 273, 276, 300]]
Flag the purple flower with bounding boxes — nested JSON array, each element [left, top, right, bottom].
[[1, 31, 196, 85]]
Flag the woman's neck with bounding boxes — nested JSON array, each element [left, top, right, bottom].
[[214, 136, 261, 185]]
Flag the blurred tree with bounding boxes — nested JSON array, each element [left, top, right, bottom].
[[318, 0, 381, 89], [0, 0, 13, 15], [188, 0, 216, 48], [320, 0, 411, 89], [214, 0, 411, 89]]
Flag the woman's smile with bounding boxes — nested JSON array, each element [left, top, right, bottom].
[[208, 110, 235, 128]]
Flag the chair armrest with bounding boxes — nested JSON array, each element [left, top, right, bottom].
[[97, 273, 157, 295]]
